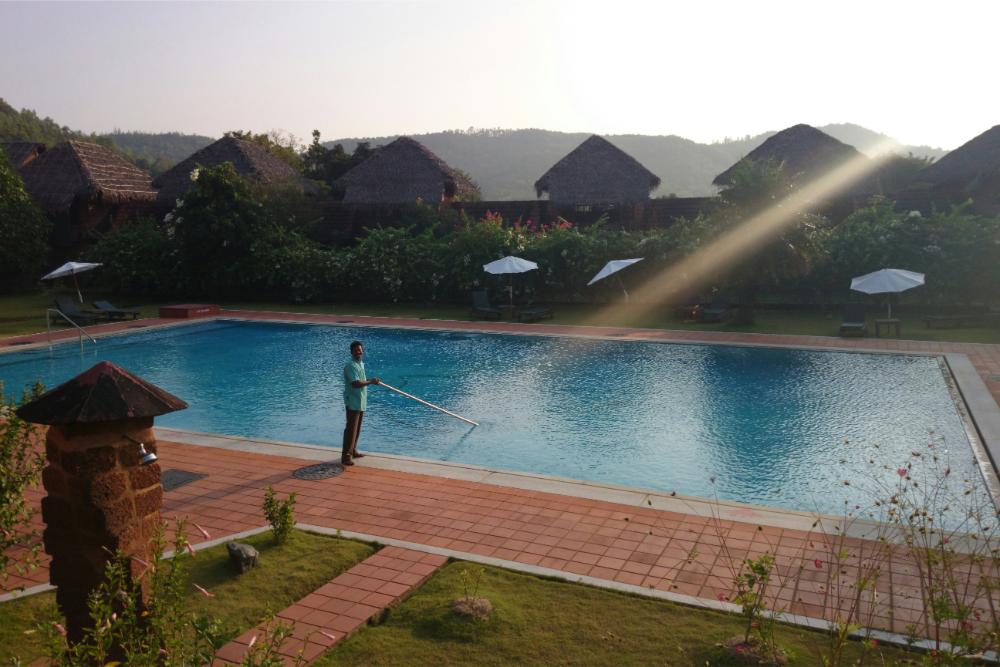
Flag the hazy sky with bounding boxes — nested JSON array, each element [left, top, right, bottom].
[[1, 0, 996, 149]]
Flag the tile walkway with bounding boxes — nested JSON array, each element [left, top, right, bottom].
[[214, 546, 447, 665], [3, 310, 1000, 646]]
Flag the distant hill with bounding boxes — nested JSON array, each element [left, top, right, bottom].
[[328, 125, 947, 199], [103, 131, 215, 164], [0, 98, 215, 177], [0, 97, 96, 145]]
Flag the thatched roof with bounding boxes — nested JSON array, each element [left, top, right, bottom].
[[16, 361, 187, 425], [534, 135, 660, 204], [917, 125, 1000, 185], [713, 124, 867, 187], [17, 141, 156, 213], [335, 136, 477, 203], [153, 135, 314, 204], [1, 141, 46, 169]]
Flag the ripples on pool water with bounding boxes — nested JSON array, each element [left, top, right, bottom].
[[0, 320, 987, 517]]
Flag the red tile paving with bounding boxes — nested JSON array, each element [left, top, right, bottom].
[[213, 546, 446, 665], [3, 311, 1000, 645]]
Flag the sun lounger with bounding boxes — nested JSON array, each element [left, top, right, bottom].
[[700, 294, 732, 323], [922, 310, 985, 329], [839, 303, 868, 337], [54, 295, 102, 326], [471, 289, 502, 320], [92, 300, 140, 320]]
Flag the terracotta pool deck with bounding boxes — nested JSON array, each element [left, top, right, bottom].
[[3, 310, 1000, 646]]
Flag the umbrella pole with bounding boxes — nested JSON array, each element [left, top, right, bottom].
[[73, 273, 83, 303], [616, 274, 629, 303]]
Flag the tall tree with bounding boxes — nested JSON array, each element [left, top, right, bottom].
[[0, 151, 51, 290]]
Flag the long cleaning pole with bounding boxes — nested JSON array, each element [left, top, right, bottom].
[[378, 382, 479, 426]]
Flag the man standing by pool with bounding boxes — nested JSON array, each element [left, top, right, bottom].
[[342, 340, 380, 466]]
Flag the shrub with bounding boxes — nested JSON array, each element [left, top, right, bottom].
[[0, 381, 45, 582], [45, 521, 227, 666], [262, 486, 297, 545], [86, 217, 175, 295], [0, 151, 50, 292]]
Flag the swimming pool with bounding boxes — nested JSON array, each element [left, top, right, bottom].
[[0, 319, 988, 516]]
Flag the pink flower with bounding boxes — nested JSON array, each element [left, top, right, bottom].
[[716, 592, 728, 602], [814, 559, 823, 569], [53, 622, 67, 637], [193, 583, 214, 598], [897, 468, 907, 477], [193, 523, 211, 540]]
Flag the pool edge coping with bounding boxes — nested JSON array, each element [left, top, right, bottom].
[[154, 426, 993, 553]]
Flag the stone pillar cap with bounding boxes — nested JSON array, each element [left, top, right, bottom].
[[15, 361, 187, 425]]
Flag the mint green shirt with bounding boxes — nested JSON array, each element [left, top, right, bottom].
[[343, 359, 367, 411]]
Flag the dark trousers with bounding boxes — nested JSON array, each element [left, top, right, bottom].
[[342, 409, 364, 460]]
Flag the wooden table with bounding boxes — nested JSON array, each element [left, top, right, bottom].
[[875, 318, 901, 337]]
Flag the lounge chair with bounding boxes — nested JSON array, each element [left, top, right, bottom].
[[92, 300, 140, 320], [471, 289, 501, 320], [700, 294, 732, 323], [923, 308, 985, 329], [839, 303, 868, 337], [54, 295, 102, 326], [517, 303, 553, 323]]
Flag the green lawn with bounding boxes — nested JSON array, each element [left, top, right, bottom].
[[0, 530, 374, 665], [316, 561, 919, 666], [3, 289, 998, 344]]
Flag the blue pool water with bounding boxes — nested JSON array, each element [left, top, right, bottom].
[[0, 320, 985, 515]]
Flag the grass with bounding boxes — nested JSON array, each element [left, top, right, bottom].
[[3, 289, 998, 343], [0, 529, 374, 665], [317, 562, 919, 667]]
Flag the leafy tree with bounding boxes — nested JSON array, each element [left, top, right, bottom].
[[0, 150, 51, 290], [301, 131, 377, 196], [0, 382, 45, 583], [86, 218, 175, 295], [167, 163, 277, 295], [682, 159, 829, 310]]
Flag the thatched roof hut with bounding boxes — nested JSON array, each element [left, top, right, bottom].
[[534, 135, 660, 204], [18, 140, 156, 214], [335, 136, 477, 204], [1, 141, 46, 169], [916, 125, 1000, 186], [153, 135, 313, 205], [713, 124, 867, 188]]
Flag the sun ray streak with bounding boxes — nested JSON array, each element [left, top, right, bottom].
[[585, 139, 898, 327]]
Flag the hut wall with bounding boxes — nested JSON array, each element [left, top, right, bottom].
[[542, 178, 654, 206]]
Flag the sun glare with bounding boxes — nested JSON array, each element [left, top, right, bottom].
[[583, 139, 899, 328]]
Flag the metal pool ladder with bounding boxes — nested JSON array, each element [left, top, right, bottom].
[[46, 308, 97, 351]]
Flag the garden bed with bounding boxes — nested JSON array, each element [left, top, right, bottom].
[[0, 529, 374, 664], [315, 562, 920, 666]]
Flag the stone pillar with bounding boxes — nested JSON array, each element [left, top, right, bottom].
[[41, 417, 162, 642], [16, 361, 187, 645]]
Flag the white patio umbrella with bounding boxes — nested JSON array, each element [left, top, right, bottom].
[[483, 256, 538, 308], [41, 262, 102, 303], [850, 268, 924, 318], [587, 257, 644, 302]]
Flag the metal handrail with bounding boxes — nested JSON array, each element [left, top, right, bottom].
[[46, 308, 97, 351]]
